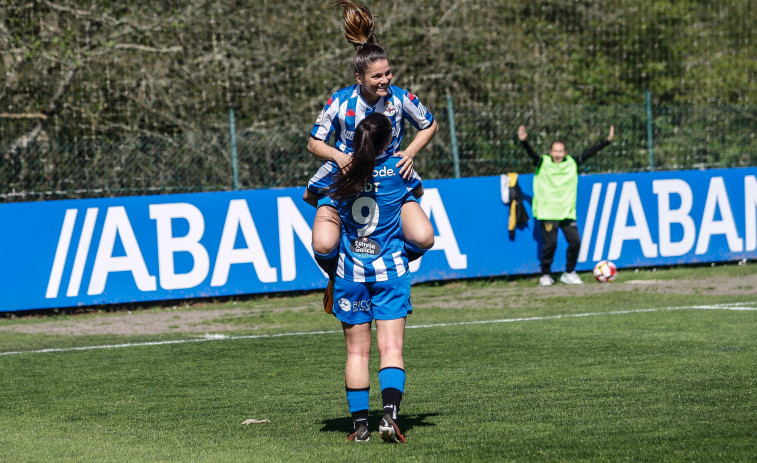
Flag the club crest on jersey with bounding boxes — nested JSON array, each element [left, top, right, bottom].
[[350, 237, 381, 257], [337, 298, 351, 312], [384, 100, 397, 117]]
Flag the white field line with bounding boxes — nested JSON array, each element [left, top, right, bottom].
[[1, 302, 755, 357]]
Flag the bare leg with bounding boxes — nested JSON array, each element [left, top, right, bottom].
[[401, 201, 433, 264], [343, 321, 372, 388], [312, 205, 341, 255], [400, 201, 434, 250], [375, 317, 405, 370]]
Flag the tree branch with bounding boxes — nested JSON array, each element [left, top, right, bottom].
[[0, 113, 48, 120], [114, 43, 183, 53], [6, 67, 77, 157]]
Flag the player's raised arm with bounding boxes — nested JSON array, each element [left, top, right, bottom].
[[518, 125, 528, 141], [517, 125, 541, 165]]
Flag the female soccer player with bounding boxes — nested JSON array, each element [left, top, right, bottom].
[[328, 112, 416, 443], [305, 0, 438, 285]]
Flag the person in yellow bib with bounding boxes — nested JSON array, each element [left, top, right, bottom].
[[518, 125, 614, 286]]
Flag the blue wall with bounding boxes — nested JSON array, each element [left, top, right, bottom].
[[2, 167, 756, 312]]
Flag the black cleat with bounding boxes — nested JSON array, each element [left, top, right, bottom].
[[378, 413, 406, 443], [347, 423, 370, 442]]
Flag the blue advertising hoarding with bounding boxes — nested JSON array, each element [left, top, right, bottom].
[[1, 167, 755, 312]]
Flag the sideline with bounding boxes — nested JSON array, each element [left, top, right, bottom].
[[2, 302, 755, 357]]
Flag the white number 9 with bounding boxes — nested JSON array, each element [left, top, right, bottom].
[[351, 197, 380, 237]]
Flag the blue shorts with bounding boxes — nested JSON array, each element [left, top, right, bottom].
[[332, 273, 412, 325], [307, 161, 338, 198]]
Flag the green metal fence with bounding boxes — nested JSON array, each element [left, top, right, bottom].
[[2, 101, 755, 202], [428, 102, 757, 179]]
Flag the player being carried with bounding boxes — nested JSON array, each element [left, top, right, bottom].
[[304, 0, 437, 306]]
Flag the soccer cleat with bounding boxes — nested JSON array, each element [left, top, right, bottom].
[[378, 413, 406, 443], [560, 271, 583, 285], [538, 274, 555, 286], [323, 278, 334, 314], [347, 423, 371, 442]]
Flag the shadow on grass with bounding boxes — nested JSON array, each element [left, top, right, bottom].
[[320, 410, 439, 436]]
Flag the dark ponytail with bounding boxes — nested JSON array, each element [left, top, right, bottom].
[[332, 1, 389, 77], [328, 113, 392, 201]]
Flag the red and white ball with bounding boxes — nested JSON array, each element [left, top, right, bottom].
[[593, 260, 618, 282]]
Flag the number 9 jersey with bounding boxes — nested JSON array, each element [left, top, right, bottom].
[[333, 156, 422, 283]]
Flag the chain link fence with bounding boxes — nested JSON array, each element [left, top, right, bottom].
[[427, 103, 757, 178], [2, 102, 754, 202]]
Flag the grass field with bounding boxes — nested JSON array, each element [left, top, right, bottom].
[[1, 264, 756, 462]]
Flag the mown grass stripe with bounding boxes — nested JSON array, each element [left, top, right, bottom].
[[1, 303, 754, 357]]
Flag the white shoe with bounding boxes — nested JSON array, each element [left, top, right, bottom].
[[560, 271, 583, 285], [538, 274, 555, 286]]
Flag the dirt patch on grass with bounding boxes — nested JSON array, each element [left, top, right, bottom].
[[1, 271, 754, 336], [415, 271, 757, 309], [0, 305, 313, 336]]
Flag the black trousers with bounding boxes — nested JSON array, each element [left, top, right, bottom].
[[539, 219, 581, 274]]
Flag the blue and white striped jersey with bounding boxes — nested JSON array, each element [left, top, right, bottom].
[[334, 155, 422, 283], [310, 84, 435, 160]]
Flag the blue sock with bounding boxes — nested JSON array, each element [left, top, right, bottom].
[[379, 367, 406, 393], [345, 387, 370, 414], [379, 367, 405, 419], [313, 248, 338, 278]]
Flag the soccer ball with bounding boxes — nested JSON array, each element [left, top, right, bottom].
[[593, 260, 618, 282]]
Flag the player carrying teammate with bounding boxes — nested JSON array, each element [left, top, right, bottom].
[[328, 112, 416, 443]]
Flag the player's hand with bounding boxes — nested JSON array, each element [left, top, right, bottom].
[[395, 151, 415, 179], [333, 151, 353, 173], [607, 125, 615, 142], [518, 125, 528, 141]]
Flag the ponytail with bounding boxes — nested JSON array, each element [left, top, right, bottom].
[[328, 113, 392, 201], [333, 0, 376, 47], [332, 1, 388, 77]]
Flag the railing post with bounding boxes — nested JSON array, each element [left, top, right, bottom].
[[229, 108, 239, 189], [645, 89, 654, 170], [446, 92, 461, 179]]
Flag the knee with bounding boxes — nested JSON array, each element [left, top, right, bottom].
[[312, 208, 340, 255], [401, 203, 434, 250], [413, 231, 435, 250], [402, 221, 435, 250], [312, 233, 338, 255], [378, 339, 404, 359], [346, 345, 372, 361]]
